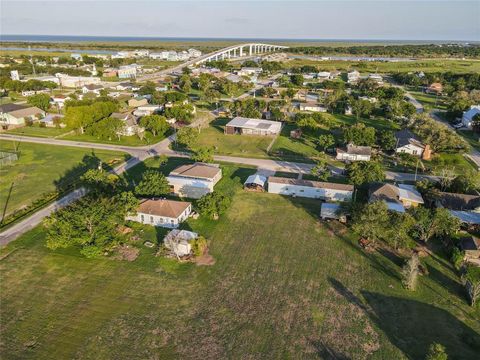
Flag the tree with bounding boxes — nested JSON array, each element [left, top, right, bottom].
[[88, 117, 124, 140], [179, 74, 192, 93], [290, 74, 304, 86], [410, 207, 460, 242], [115, 191, 139, 216], [351, 98, 374, 120], [343, 123, 376, 146], [317, 134, 335, 151], [81, 168, 120, 194], [425, 343, 448, 360], [135, 170, 170, 197], [192, 147, 214, 163], [176, 127, 198, 149], [449, 170, 480, 194], [139, 115, 169, 137], [298, 117, 317, 130], [401, 253, 420, 291], [197, 192, 230, 219], [387, 212, 415, 250], [44, 196, 124, 258], [27, 93, 50, 111], [346, 161, 385, 186], [164, 104, 195, 124], [462, 265, 480, 306], [376, 130, 396, 151], [310, 159, 330, 181], [352, 201, 390, 243]]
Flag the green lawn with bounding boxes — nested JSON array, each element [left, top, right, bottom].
[[6, 125, 71, 138], [63, 130, 167, 147], [0, 140, 127, 218], [458, 129, 480, 151], [408, 90, 448, 110], [1, 162, 479, 358], [195, 118, 273, 158], [428, 153, 477, 174]]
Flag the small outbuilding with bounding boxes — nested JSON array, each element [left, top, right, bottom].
[[320, 203, 347, 223], [224, 117, 282, 136], [244, 174, 267, 192], [163, 229, 198, 257]]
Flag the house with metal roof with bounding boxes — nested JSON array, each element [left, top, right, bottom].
[[167, 163, 222, 199], [267, 176, 354, 201], [224, 117, 282, 136]]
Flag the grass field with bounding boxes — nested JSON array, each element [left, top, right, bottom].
[[408, 90, 448, 110], [1, 158, 479, 358], [62, 131, 167, 146], [195, 118, 273, 158], [284, 58, 480, 74], [0, 141, 127, 217], [6, 125, 71, 138]]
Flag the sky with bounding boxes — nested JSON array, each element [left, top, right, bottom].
[[1, 0, 479, 41]]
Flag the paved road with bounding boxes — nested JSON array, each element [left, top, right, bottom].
[[0, 127, 439, 245]]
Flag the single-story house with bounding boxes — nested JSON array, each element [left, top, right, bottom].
[[336, 143, 372, 162], [449, 211, 480, 225], [40, 113, 65, 128], [368, 183, 424, 213], [133, 105, 163, 117], [0, 103, 45, 127], [115, 82, 135, 91], [127, 198, 192, 228], [163, 229, 198, 257], [395, 129, 432, 160], [317, 71, 331, 80], [128, 97, 149, 108], [111, 112, 144, 136], [167, 163, 222, 199], [435, 192, 480, 212], [237, 67, 262, 76], [347, 70, 360, 84], [50, 95, 70, 109], [224, 117, 282, 136], [462, 105, 480, 129], [320, 203, 347, 223], [82, 84, 103, 95], [368, 74, 383, 85], [244, 174, 267, 192], [299, 103, 327, 113], [268, 177, 354, 201]]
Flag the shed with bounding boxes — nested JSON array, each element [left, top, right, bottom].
[[163, 229, 198, 257], [244, 174, 267, 192], [320, 203, 347, 223]]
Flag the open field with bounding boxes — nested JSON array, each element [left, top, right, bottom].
[[1, 158, 479, 359], [284, 59, 480, 74], [408, 90, 448, 110], [195, 118, 272, 158], [62, 131, 167, 147], [0, 140, 127, 218], [6, 125, 71, 138]]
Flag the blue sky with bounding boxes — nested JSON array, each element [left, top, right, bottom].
[[1, 1, 479, 41]]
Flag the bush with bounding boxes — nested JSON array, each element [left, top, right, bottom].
[[450, 247, 465, 270], [190, 236, 208, 257]]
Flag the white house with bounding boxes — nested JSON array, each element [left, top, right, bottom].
[[462, 105, 480, 129], [111, 112, 144, 137], [368, 73, 383, 85], [224, 117, 282, 136], [394, 129, 431, 159], [347, 70, 361, 84], [369, 183, 424, 213], [128, 199, 192, 229], [133, 105, 163, 117], [167, 163, 222, 199], [317, 71, 331, 80], [237, 67, 262, 76], [188, 49, 202, 58], [82, 84, 103, 95], [56, 73, 100, 88], [336, 144, 372, 162], [0, 103, 45, 127], [50, 95, 70, 109], [299, 103, 327, 113], [267, 177, 354, 201]]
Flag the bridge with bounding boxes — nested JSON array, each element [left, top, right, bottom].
[[139, 43, 288, 81]]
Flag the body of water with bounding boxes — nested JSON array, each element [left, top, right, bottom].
[[0, 46, 116, 55], [0, 34, 470, 45]]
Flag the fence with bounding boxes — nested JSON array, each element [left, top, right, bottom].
[[0, 151, 18, 166]]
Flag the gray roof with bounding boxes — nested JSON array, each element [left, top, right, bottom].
[[436, 192, 480, 211], [0, 103, 27, 113], [395, 129, 425, 149], [449, 211, 480, 225], [226, 117, 282, 133], [338, 143, 372, 156], [268, 176, 354, 191]]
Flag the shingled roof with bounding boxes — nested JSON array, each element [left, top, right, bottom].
[[436, 192, 480, 211], [137, 199, 191, 219], [268, 177, 354, 191], [169, 163, 221, 180]]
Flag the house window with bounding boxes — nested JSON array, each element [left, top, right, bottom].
[[141, 215, 144, 222], [412, 150, 418, 155], [150, 216, 154, 223], [160, 218, 164, 223], [171, 220, 175, 224]]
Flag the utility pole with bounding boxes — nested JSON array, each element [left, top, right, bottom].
[[29, 46, 36, 76]]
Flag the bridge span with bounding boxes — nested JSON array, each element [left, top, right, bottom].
[[139, 43, 288, 81]]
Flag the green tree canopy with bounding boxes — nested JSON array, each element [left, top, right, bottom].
[[135, 170, 170, 197]]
